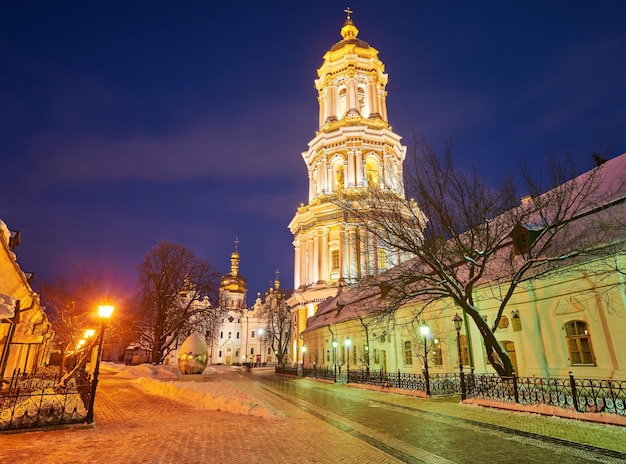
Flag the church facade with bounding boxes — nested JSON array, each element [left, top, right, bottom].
[[208, 243, 269, 366]]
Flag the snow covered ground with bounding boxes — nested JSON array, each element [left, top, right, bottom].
[[100, 362, 281, 418]]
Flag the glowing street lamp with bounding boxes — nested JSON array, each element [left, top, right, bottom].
[[332, 339, 338, 379], [300, 345, 307, 378], [86, 302, 114, 424], [420, 323, 431, 396], [258, 328, 264, 366], [345, 337, 351, 382], [452, 313, 466, 399]]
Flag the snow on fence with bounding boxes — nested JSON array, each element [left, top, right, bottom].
[[0, 368, 90, 431]]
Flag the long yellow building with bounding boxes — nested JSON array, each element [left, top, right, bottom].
[[0, 220, 54, 381]]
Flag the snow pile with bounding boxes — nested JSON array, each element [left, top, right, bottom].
[[101, 363, 281, 419], [103, 363, 178, 380]]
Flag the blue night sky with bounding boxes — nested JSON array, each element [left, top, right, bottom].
[[1, 1, 625, 301]]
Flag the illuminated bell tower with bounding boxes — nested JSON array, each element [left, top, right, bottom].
[[210, 239, 248, 366], [288, 10, 408, 333]]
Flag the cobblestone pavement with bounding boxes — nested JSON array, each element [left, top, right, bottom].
[[1, 367, 625, 464]]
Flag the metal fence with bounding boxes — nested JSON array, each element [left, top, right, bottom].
[[466, 372, 626, 416], [275, 365, 299, 376], [1, 367, 92, 432], [303, 366, 337, 382], [278, 365, 625, 417]]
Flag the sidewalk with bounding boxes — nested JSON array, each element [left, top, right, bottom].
[[342, 382, 626, 454], [0, 372, 405, 464]]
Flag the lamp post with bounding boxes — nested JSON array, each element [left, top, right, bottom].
[[86, 303, 114, 424], [345, 337, 351, 383], [332, 339, 338, 380], [419, 323, 431, 396], [258, 328, 264, 366], [452, 313, 466, 399], [301, 345, 307, 377]]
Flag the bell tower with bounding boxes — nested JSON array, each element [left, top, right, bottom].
[[289, 10, 408, 307]]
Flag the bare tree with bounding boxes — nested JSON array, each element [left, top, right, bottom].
[[136, 240, 221, 364], [258, 283, 292, 366], [40, 269, 102, 378], [336, 138, 623, 377]]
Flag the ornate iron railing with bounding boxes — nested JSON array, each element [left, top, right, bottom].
[[303, 366, 336, 382], [275, 365, 299, 376], [466, 372, 626, 416], [346, 369, 459, 395], [297, 366, 625, 417], [1, 368, 92, 431]]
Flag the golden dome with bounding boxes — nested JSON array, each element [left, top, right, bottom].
[[220, 240, 246, 293], [329, 19, 371, 52]]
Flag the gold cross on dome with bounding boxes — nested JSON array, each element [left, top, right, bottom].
[[275, 268, 280, 280], [344, 7, 353, 20]]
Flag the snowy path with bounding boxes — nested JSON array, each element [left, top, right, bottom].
[[0, 365, 403, 464]]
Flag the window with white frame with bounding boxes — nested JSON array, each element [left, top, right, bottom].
[[403, 341, 412, 365], [565, 320, 595, 365]]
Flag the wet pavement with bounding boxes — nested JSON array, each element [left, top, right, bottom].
[[1, 366, 624, 463]]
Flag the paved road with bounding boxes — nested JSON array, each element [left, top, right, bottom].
[[1, 367, 625, 464]]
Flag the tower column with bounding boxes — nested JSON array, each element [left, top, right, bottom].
[[339, 225, 347, 283], [294, 240, 301, 289], [347, 148, 356, 187], [355, 149, 364, 186], [368, 81, 380, 117], [347, 76, 358, 115], [329, 84, 338, 120], [349, 226, 358, 282], [381, 89, 388, 121], [312, 231, 320, 284], [326, 163, 333, 194], [317, 228, 328, 284], [308, 169, 314, 201], [360, 227, 368, 277], [307, 236, 315, 286]]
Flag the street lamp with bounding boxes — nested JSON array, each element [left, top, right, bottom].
[[301, 346, 307, 377], [86, 302, 114, 424], [345, 337, 351, 382], [332, 339, 338, 378], [258, 328, 264, 366], [452, 313, 466, 399], [420, 323, 431, 396]]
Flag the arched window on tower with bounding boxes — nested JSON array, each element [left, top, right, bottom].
[[333, 162, 345, 191], [338, 87, 347, 119], [365, 157, 380, 188], [357, 86, 367, 116]]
